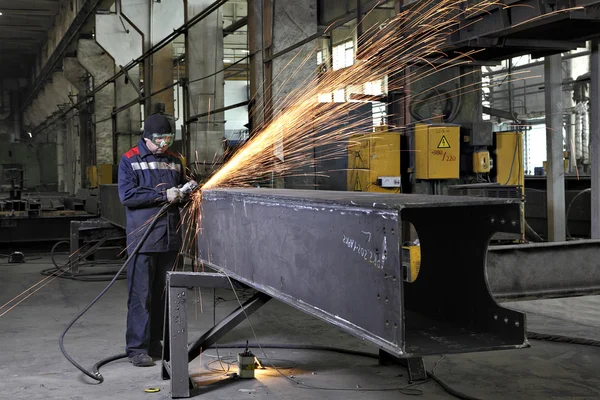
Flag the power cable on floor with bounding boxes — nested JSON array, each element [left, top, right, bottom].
[[219, 270, 430, 396], [60, 203, 171, 383], [41, 240, 127, 282]]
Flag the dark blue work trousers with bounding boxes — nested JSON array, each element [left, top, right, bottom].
[[126, 251, 178, 357]]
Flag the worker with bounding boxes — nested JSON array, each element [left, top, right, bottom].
[[118, 113, 193, 367]]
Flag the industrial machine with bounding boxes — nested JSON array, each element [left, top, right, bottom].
[[347, 126, 401, 193], [347, 121, 526, 242]]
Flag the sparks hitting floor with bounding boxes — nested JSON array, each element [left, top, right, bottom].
[[1, 256, 600, 400]]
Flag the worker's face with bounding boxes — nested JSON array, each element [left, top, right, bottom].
[[145, 133, 175, 154], [145, 138, 167, 154]]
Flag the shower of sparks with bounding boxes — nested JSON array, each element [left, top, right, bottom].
[[177, 0, 524, 255], [196, 0, 556, 192]]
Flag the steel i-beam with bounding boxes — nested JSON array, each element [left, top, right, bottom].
[[196, 189, 528, 357]]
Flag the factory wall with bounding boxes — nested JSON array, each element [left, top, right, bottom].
[[31, 0, 82, 84]]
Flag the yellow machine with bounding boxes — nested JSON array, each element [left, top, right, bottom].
[[86, 165, 115, 188], [347, 126, 401, 193], [495, 131, 524, 186], [414, 123, 460, 180]]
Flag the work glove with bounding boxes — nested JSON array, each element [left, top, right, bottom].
[[166, 187, 181, 203]]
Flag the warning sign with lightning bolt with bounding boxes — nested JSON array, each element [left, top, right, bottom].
[[437, 135, 451, 149]]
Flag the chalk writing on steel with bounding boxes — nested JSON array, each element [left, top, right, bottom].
[[342, 234, 384, 269]]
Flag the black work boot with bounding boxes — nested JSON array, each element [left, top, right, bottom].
[[129, 353, 155, 367]]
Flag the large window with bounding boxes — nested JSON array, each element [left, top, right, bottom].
[[332, 40, 354, 71], [365, 79, 387, 126]]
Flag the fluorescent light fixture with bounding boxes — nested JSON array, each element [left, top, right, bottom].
[[0, 12, 3, 16], [223, 59, 232, 63]]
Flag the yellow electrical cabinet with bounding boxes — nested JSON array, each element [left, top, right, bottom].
[[87, 164, 115, 188], [347, 128, 401, 193], [496, 132, 524, 186], [414, 123, 460, 179]]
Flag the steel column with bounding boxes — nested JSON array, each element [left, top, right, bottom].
[[544, 54, 566, 241], [591, 40, 600, 238]]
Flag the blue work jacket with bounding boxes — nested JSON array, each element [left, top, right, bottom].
[[118, 138, 185, 254]]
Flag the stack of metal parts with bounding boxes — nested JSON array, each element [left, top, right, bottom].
[[0, 175, 98, 243]]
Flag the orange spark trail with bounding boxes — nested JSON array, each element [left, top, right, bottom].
[[200, 0, 504, 191]]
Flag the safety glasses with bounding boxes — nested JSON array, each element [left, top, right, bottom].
[[150, 133, 175, 148]]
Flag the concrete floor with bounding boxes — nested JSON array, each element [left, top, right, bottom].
[[1, 256, 600, 400]]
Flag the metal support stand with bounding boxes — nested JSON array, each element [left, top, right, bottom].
[[378, 349, 427, 383], [161, 272, 271, 398], [68, 219, 124, 274]]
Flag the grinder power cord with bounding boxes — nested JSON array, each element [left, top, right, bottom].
[[59, 181, 198, 383]]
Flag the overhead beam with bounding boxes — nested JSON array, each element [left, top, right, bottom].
[[223, 16, 247, 37]]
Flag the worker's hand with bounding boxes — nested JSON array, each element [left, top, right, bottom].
[[166, 187, 181, 203]]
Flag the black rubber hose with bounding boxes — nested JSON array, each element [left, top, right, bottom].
[[48, 239, 126, 281], [59, 203, 171, 383], [51, 240, 70, 268], [426, 371, 482, 400], [92, 352, 128, 376]]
